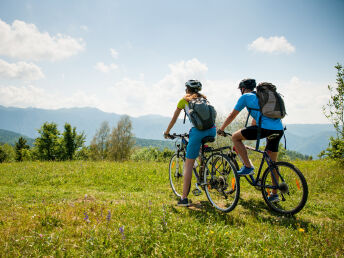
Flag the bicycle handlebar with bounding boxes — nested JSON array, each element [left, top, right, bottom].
[[217, 130, 232, 137], [165, 133, 189, 140]]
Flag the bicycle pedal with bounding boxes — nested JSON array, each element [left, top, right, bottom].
[[192, 189, 202, 196]]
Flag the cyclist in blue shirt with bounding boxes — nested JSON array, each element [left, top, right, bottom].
[[217, 78, 284, 202]]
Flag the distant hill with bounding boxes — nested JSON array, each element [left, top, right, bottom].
[[0, 129, 35, 146], [134, 137, 174, 150], [284, 124, 336, 157], [0, 105, 190, 142], [0, 105, 336, 157]]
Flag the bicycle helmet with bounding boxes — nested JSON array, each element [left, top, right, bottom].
[[185, 80, 202, 92], [238, 78, 256, 90]]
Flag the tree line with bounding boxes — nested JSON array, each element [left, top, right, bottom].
[[0, 115, 175, 163]]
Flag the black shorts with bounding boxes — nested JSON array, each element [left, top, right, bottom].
[[240, 126, 284, 152]]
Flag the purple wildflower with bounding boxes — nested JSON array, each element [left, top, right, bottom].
[[106, 211, 111, 222], [84, 212, 89, 221], [119, 226, 125, 239]]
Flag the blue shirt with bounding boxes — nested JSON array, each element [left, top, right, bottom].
[[234, 92, 283, 130]]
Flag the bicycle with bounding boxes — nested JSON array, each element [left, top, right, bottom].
[[167, 133, 240, 212], [221, 131, 308, 215]]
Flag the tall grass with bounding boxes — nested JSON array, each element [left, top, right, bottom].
[[0, 160, 343, 256]]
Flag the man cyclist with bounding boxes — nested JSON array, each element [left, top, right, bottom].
[[164, 80, 216, 206], [217, 78, 284, 202]]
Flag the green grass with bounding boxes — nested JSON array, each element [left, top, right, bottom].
[[0, 160, 343, 256]]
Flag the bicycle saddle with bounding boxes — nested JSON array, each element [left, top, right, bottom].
[[201, 136, 215, 144]]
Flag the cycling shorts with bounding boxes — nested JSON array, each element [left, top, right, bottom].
[[240, 126, 284, 152], [186, 126, 216, 159]]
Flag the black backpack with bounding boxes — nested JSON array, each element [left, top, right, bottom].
[[246, 83, 286, 150], [184, 97, 217, 130], [256, 82, 286, 119]]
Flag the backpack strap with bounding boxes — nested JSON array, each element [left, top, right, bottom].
[[283, 125, 287, 149], [183, 109, 186, 124], [246, 91, 262, 151]]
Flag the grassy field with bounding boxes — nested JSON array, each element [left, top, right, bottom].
[[0, 159, 343, 257]]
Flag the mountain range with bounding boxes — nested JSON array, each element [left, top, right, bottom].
[[0, 105, 336, 157]]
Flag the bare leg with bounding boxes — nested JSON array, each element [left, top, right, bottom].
[[232, 130, 252, 168], [267, 150, 279, 194], [182, 158, 195, 199]]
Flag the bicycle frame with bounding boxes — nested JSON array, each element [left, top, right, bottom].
[[241, 145, 283, 191], [169, 133, 233, 186]]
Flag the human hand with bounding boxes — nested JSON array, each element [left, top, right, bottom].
[[217, 129, 226, 136]]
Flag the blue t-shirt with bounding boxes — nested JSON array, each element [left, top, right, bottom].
[[234, 92, 283, 130]]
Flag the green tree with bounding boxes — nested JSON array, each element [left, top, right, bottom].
[[15, 137, 30, 161], [0, 144, 15, 162], [108, 116, 135, 161], [62, 123, 86, 160], [35, 122, 60, 161], [322, 63, 344, 164], [0, 146, 7, 163], [89, 121, 111, 160]]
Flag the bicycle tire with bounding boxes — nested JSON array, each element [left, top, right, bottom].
[[169, 153, 191, 198], [261, 161, 308, 215], [204, 153, 240, 212]]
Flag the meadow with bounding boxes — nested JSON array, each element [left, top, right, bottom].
[[0, 159, 343, 257]]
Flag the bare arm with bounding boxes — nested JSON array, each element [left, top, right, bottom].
[[219, 109, 240, 131], [164, 108, 182, 136], [251, 118, 256, 126]]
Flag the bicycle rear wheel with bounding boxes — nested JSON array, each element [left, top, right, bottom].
[[261, 161, 308, 215], [204, 154, 240, 212]]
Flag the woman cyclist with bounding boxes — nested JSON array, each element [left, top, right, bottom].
[[164, 80, 216, 206]]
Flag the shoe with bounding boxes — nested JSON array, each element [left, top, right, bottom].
[[177, 198, 190, 207], [237, 166, 254, 176], [267, 194, 280, 203]]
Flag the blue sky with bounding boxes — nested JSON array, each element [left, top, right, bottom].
[[0, 0, 343, 124]]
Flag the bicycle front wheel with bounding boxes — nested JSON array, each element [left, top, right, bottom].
[[204, 154, 240, 212], [261, 161, 308, 215], [169, 153, 187, 197]]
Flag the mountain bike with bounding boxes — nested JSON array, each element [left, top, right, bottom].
[[167, 133, 240, 212], [221, 132, 308, 215]]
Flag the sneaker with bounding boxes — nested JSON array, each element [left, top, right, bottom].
[[237, 166, 254, 176], [267, 194, 280, 203], [177, 198, 190, 207]]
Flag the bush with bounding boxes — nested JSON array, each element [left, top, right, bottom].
[[319, 137, 344, 165], [131, 147, 174, 162]]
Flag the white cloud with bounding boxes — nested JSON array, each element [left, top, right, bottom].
[[248, 36, 295, 54], [0, 59, 44, 81], [0, 85, 99, 109], [94, 62, 118, 73], [277, 77, 329, 123], [0, 19, 85, 61], [110, 48, 119, 58], [105, 58, 209, 116], [0, 58, 329, 125]]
